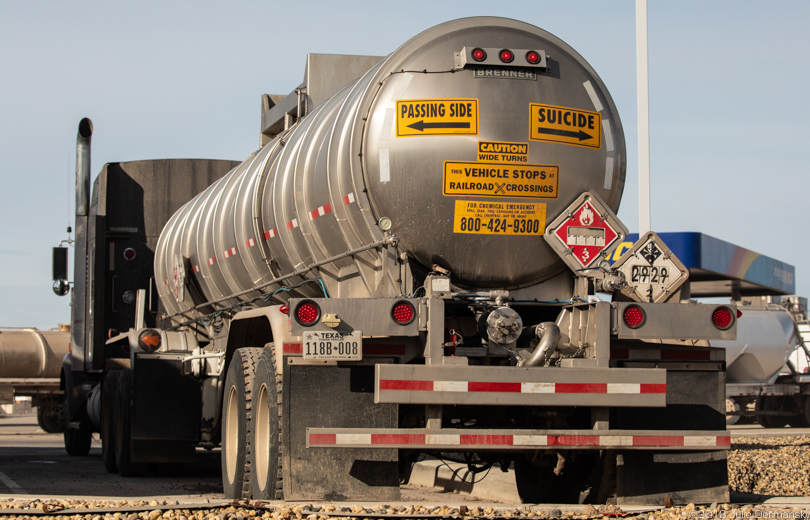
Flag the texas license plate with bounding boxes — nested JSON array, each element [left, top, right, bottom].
[[302, 331, 362, 360]]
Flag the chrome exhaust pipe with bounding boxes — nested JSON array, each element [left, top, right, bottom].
[[75, 118, 93, 217]]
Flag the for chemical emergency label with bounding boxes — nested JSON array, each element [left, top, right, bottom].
[[443, 161, 558, 199], [477, 141, 529, 163], [453, 200, 546, 236], [396, 99, 478, 136], [529, 103, 601, 149]]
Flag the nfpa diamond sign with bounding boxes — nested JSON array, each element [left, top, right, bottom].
[[545, 191, 628, 272], [613, 231, 688, 303]]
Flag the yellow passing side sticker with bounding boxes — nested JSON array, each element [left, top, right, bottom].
[[453, 200, 546, 236], [443, 161, 558, 199], [529, 103, 601, 149], [396, 99, 478, 136], [477, 141, 529, 164]]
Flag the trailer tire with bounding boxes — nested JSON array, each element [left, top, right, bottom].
[[756, 396, 789, 428], [102, 370, 120, 473], [63, 410, 92, 456], [250, 345, 283, 500], [36, 399, 62, 434], [115, 369, 146, 476], [221, 347, 262, 499], [515, 452, 595, 504]]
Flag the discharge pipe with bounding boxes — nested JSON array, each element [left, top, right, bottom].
[[522, 322, 561, 367]]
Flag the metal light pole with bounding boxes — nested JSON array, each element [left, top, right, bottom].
[[636, 0, 651, 234]]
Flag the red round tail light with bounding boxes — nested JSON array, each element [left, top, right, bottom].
[[471, 48, 487, 62], [623, 305, 646, 329], [294, 300, 321, 326], [391, 301, 416, 325], [712, 306, 735, 330], [499, 49, 514, 63], [526, 50, 542, 64]]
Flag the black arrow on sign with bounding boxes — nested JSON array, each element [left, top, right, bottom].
[[407, 120, 471, 132], [535, 127, 594, 141]]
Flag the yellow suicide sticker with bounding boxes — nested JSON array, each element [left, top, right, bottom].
[[443, 161, 558, 199], [454, 200, 546, 236], [397, 99, 478, 137], [477, 141, 528, 163], [529, 103, 601, 149]]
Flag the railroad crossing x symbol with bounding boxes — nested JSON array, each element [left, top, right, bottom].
[[494, 182, 505, 195]]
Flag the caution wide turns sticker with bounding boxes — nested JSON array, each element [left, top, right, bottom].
[[453, 200, 546, 236], [396, 99, 478, 137], [443, 161, 558, 199]]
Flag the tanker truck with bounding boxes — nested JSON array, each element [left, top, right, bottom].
[[0, 326, 70, 432], [54, 17, 739, 505]]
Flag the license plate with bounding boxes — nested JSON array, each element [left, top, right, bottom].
[[302, 331, 362, 360]]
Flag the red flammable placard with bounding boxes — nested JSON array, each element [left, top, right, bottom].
[[552, 200, 618, 268]]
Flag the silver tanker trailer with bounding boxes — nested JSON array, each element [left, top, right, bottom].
[[54, 17, 739, 505], [0, 325, 70, 432]]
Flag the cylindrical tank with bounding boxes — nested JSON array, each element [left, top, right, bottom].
[[155, 17, 626, 323], [712, 307, 801, 384], [0, 327, 70, 378]]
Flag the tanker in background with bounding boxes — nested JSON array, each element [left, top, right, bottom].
[[53, 17, 739, 505], [721, 296, 810, 427], [0, 325, 70, 432]]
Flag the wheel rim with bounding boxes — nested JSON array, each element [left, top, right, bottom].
[[224, 385, 239, 482], [255, 382, 269, 489]]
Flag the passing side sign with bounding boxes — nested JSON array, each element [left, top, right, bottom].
[[397, 99, 478, 137]]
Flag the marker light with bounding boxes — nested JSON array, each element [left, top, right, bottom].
[[294, 300, 321, 326], [391, 301, 416, 325], [712, 306, 735, 330], [526, 50, 542, 64], [279, 303, 289, 315], [471, 48, 487, 62], [499, 49, 514, 63], [623, 305, 646, 329], [138, 329, 162, 353], [123, 248, 137, 261]]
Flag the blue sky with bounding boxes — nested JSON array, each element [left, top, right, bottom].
[[1, 1, 808, 328]]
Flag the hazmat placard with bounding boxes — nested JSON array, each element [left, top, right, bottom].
[[529, 103, 601, 149], [396, 99, 478, 136], [443, 161, 558, 199], [453, 200, 546, 236], [477, 141, 529, 163]]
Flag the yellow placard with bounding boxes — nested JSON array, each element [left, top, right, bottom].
[[453, 200, 546, 236], [443, 161, 558, 199], [529, 103, 601, 149], [396, 99, 478, 136], [477, 141, 529, 164]]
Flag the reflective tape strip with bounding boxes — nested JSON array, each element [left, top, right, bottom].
[[287, 219, 299, 230], [309, 204, 332, 220], [207, 257, 216, 266], [163, 279, 168, 286], [309, 432, 731, 448], [264, 228, 277, 240], [379, 380, 666, 394], [223, 247, 238, 258], [193, 265, 201, 273], [283, 343, 302, 354], [343, 192, 356, 205], [245, 238, 256, 248]]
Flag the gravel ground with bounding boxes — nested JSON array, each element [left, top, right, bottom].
[[1, 436, 809, 519]]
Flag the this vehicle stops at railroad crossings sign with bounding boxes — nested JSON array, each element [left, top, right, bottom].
[[612, 231, 688, 303], [545, 191, 628, 272]]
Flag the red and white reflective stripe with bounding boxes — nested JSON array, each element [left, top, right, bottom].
[[223, 247, 238, 258], [309, 432, 731, 449], [193, 265, 201, 273], [207, 257, 216, 266], [379, 380, 666, 395], [287, 219, 299, 230], [264, 228, 277, 240], [163, 279, 168, 286], [245, 238, 257, 248], [343, 193, 356, 205], [611, 348, 721, 361], [309, 203, 332, 220]]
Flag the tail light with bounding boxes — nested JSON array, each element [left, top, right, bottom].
[[499, 49, 514, 63], [294, 300, 321, 326], [526, 50, 542, 64], [623, 305, 646, 329], [471, 48, 487, 62], [391, 301, 416, 325], [711, 306, 735, 330]]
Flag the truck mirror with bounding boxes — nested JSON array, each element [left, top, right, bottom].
[[53, 279, 70, 296], [52, 247, 68, 281]]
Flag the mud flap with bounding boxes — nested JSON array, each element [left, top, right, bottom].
[[283, 361, 399, 501]]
